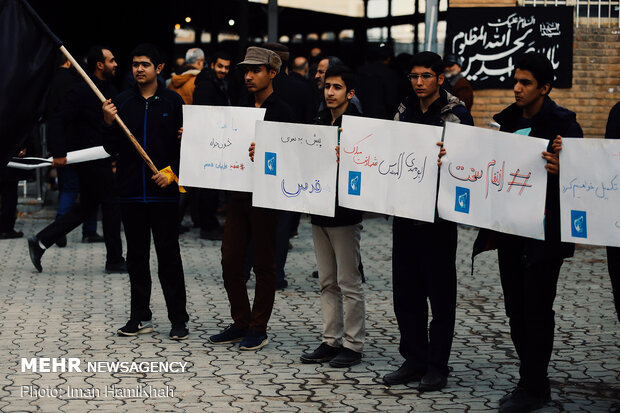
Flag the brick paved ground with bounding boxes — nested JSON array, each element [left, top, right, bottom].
[[0, 209, 618, 412]]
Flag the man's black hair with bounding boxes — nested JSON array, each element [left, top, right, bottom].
[[409, 51, 444, 76], [324, 64, 356, 93], [213, 50, 232, 63], [86, 45, 106, 73], [514, 52, 554, 93], [131, 43, 163, 67]]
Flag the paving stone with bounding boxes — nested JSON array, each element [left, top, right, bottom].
[[0, 213, 617, 411]]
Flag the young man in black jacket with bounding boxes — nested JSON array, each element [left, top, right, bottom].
[[210, 47, 295, 351], [299, 65, 365, 368], [476, 53, 583, 413], [102, 43, 190, 341], [384, 52, 473, 391]]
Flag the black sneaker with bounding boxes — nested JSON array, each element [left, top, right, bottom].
[[82, 233, 104, 243], [170, 322, 189, 340], [117, 320, 153, 336], [199, 227, 224, 241], [105, 260, 128, 274], [239, 329, 268, 351], [55, 235, 67, 248], [383, 365, 425, 385], [209, 324, 247, 344], [0, 230, 23, 239], [329, 347, 362, 368], [276, 279, 288, 291], [300, 343, 341, 364], [27, 236, 44, 273], [499, 387, 550, 413]]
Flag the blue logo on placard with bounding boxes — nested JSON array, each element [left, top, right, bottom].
[[571, 210, 587, 238], [455, 186, 470, 214], [348, 171, 361, 196], [265, 152, 277, 175]]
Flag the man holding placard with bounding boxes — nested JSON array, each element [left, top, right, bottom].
[[210, 47, 295, 351], [476, 53, 583, 413], [299, 65, 365, 368], [604, 101, 620, 321], [383, 52, 473, 391]]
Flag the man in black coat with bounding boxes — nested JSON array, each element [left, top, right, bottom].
[[191, 51, 233, 240], [384, 52, 473, 392], [604, 102, 620, 322], [28, 46, 125, 273], [475, 53, 583, 413]]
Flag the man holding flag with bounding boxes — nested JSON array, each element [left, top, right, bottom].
[[102, 43, 190, 341]]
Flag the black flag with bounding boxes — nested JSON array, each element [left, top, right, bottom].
[[0, 0, 61, 166]]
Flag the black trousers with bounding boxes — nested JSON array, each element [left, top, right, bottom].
[[0, 178, 18, 233], [37, 161, 123, 264], [497, 234, 563, 396], [121, 202, 189, 325], [606, 246, 620, 321], [392, 218, 457, 377]]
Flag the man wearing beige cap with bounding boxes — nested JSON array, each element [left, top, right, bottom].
[[210, 47, 295, 351]]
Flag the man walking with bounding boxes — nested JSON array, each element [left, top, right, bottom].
[[28, 45, 125, 273], [384, 51, 473, 391], [102, 43, 189, 340]]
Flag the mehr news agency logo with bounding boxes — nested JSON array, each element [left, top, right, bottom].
[[19, 357, 188, 399]]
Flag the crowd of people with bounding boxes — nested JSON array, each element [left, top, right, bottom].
[[0, 40, 617, 413]]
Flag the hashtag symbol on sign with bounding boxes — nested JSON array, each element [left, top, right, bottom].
[[506, 169, 532, 195]]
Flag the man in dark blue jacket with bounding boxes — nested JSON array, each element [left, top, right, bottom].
[[383, 52, 473, 392], [102, 43, 189, 341], [475, 53, 583, 413]]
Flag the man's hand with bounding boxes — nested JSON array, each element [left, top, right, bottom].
[[102, 99, 117, 125], [436, 141, 446, 167], [152, 172, 171, 188], [335, 145, 340, 164], [543, 135, 562, 175], [17, 148, 27, 158], [52, 157, 67, 168], [178, 127, 183, 140], [249, 142, 255, 162]]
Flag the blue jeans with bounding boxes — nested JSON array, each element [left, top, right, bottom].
[[56, 165, 97, 236]]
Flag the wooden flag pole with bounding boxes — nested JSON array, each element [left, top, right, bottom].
[[59, 45, 159, 174]]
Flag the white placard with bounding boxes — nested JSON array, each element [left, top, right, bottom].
[[179, 105, 266, 192], [338, 115, 442, 222], [7, 146, 111, 170], [560, 138, 620, 247], [252, 120, 338, 216], [437, 122, 549, 240]]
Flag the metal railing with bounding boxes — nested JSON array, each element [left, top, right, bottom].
[[519, 0, 620, 27]]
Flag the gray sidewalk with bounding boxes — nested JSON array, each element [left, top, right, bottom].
[[0, 209, 618, 412]]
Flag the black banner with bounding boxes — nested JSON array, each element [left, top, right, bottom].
[[0, 0, 61, 167], [445, 7, 573, 90]]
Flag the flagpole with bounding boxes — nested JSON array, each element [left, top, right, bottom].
[[58, 45, 159, 174]]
